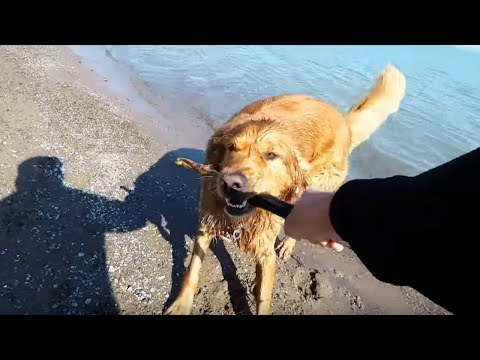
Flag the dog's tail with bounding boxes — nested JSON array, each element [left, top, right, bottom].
[[345, 64, 406, 152]]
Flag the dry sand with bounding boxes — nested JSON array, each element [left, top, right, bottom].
[[0, 45, 449, 315]]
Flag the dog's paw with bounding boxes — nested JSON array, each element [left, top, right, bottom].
[[164, 295, 193, 315], [256, 300, 273, 315], [276, 237, 296, 261]]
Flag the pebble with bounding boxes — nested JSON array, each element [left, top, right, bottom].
[[78, 252, 85, 257], [127, 285, 133, 292], [85, 298, 92, 305]]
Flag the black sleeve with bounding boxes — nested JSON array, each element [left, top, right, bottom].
[[329, 147, 480, 315]]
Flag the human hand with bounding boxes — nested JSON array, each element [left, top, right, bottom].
[[284, 190, 342, 246]]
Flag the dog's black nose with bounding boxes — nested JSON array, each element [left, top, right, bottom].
[[222, 172, 247, 192]]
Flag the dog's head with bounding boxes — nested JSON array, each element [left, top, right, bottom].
[[206, 119, 307, 218]]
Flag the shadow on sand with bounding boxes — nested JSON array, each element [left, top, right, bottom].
[[124, 148, 252, 315], [0, 150, 251, 314]]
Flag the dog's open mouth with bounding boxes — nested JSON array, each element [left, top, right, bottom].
[[224, 196, 253, 216]]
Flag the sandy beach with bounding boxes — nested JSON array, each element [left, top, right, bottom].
[[0, 45, 449, 315]]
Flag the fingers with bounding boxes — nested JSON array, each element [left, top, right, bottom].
[[320, 239, 344, 252]]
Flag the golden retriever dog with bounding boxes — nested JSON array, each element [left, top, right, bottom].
[[165, 65, 406, 315]]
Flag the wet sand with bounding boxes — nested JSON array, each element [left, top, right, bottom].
[[0, 45, 448, 315]]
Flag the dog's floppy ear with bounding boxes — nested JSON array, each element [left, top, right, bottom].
[[283, 177, 308, 203], [205, 122, 244, 170], [282, 153, 308, 203], [204, 128, 228, 171]]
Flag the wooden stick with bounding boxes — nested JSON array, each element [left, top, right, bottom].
[[175, 157, 344, 252], [175, 157, 218, 176]]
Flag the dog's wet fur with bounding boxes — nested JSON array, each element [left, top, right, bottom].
[[165, 65, 406, 315]]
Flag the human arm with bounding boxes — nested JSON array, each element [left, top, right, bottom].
[[285, 147, 480, 314]]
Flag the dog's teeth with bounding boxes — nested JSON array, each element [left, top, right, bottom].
[[226, 200, 247, 209]]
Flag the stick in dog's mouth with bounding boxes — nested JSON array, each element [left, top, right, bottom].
[[174, 156, 344, 252], [176, 156, 258, 200], [175, 157, 219, 177], [176, 157, 256, 216]]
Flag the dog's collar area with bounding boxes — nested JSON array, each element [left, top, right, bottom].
[[218, 227, 242, 242]]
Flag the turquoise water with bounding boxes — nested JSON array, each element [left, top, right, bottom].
[[73, 45, 480, 179]]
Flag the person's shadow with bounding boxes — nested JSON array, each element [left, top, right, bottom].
[[123, 148, 252, 315], [0, 156, 137, 314], [0, 152, 251, 315]]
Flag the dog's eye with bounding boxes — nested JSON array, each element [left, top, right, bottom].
[[228, 143, 237, 152], [264, 152, 278, 161]]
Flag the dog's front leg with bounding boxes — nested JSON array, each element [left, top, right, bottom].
[[165, 227, 213, 315], [254, 248, 276, 315]]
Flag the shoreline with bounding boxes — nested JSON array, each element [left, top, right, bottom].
[[0, 46, 448, 315], [66, 45, 213, 150], [66, 45, 174, 146]]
